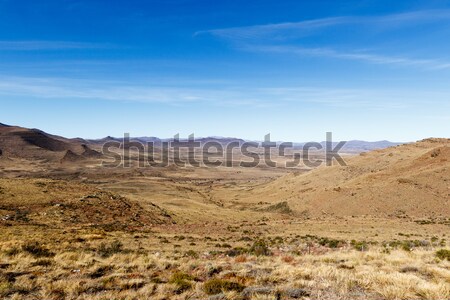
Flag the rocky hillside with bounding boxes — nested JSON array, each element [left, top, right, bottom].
[[0, 178, 173, 230]]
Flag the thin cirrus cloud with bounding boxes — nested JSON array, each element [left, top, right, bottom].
[[244, 45, 450, 70], [0, 40, 111, 51], [196, 9, 450, 41], [0, 76, 443, 110], [196, 9, 450, 70], [195, 16, 349, 40]]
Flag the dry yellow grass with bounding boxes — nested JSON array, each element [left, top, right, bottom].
[[0, 233, 449, 300]]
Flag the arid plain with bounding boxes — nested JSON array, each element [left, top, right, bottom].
[[0, 123, 449, 299]]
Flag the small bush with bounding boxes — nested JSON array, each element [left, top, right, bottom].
[[12, 210, 30, 222], [170, 271, 194, 282], [184, 250, 198, 258], [226, 247, 248, 257], [22, 241, 54, 258], [401, 242, 412, 252], [97, 240, 123, 258], [319, 237, 342, 248], [249, 240, 271, 256], [169, 272, 193, 294], [351, 240, 368, 252], [203, 278, 245, 295], [435, 249, 450, 261]]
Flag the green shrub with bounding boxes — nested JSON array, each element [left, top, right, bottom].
[[435, 249, 450, 261], [169, 272, 194, 294], [401, 242, 412, 252], [170, 271, 194, 282], [319, 237, 342, 248], [203, 278, 245, 295], [351, 240, 368, 252]]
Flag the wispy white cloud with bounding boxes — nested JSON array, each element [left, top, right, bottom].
[[0, 76, 447, 110], [195, 17, 349, 41], [245, 45, 450, 70], [0, 40, 111, 50], [196, 9, 450, 41], [195, 9, 450, 71]]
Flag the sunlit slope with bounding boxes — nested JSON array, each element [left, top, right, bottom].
[[242, 138, 449, 218]]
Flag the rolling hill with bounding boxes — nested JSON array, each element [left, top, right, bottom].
[[239, 138, 450, 218], [0, 123, 101, 162]]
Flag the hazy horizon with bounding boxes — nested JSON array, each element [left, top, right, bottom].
[[1, 0, 449, 141]]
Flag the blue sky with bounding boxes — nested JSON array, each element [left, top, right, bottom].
[[0, 0, 449, 142]]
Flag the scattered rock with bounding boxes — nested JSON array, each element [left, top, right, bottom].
[[431, 148, 440, 158]]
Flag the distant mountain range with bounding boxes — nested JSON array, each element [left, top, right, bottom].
[[0, 122, 404, 162], [89, 135, 402, 153]]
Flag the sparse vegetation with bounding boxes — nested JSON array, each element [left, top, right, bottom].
[[0, 138, 448, 299], [96, 240, 124, 257], [351, 240, 369, 251], [169, 272, 194, 294], [435, 249, 450, 261], [203, 278, 245, 295], [249, 239, 271, 256], [21, 241, 54, 258]]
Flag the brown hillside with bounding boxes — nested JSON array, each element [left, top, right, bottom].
[[0, 124, 101, 161], [60, 149, 84, 163], [239, 138, 450, 218], [81, 144, 103, 158], [0, 178, 172, 230]]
